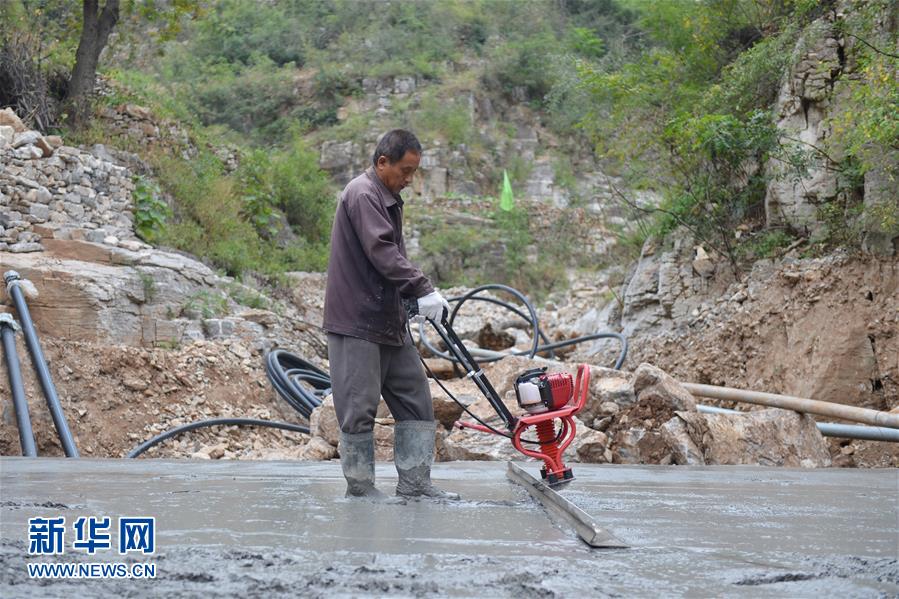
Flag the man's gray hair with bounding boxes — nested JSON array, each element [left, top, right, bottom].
[[372, 129, 422, 166]]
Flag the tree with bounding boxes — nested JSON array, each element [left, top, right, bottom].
[[65, 0, 119, 121], [64, 0, 200, 124]]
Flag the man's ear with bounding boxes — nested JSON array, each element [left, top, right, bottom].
[[376, 155, 388, 169]]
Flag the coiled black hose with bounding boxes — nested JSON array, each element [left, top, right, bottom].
[[127, 418, 310, 458], [420, 285, 628, 370], [264, 349, 332, 419]]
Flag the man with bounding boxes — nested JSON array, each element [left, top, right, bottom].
[[323, 129, 458, 501]]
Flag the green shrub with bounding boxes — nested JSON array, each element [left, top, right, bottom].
[[132, 175, 171, 243], [189, 0, 305, 67], [268, 134, 335, 244], [484, 32, 560, 105], [410, 92, 473, 147]]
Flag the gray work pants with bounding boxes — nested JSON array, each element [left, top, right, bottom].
[[327, 332, 433, 434]]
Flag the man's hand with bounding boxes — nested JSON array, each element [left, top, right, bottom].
[[416, 290, 450, 323]]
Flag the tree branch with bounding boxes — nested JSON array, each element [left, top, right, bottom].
[[846, 33, 899, 59]]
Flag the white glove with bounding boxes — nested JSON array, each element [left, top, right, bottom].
[[416, 290, 450, 323]]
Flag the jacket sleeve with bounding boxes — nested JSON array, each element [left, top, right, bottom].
[[346, 193, 434, 298]]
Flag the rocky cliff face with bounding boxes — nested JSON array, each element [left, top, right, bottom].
[[314, 73, 638, 217], [764, 6, 897, 254], [578, 4, 898, 415]]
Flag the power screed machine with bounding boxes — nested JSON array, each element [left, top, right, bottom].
[[407, 302, 591, 487]]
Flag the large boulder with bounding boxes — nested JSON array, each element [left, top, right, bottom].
[[309, 395, 340, 447], [427, 379, 471, 429], [662, 408, 832, 467], [300, 436, 338, 461], [582, 366, 635, 424], [612, 428, 670, 464], [632, 363, 697, 413]]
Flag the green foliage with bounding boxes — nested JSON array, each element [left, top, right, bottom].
[[656, 109, 783, 266], [741, 228, 795, 259], [137, 271, 157, 303], [149, 149, 266, 276], [132, 175, 172, 243], [410, 92, 474, 147], [576, 0, 845, 269], [234, 150, 279, 237], [268, 134, 335, 244], [183, 290, 229, 319], [828, 0, 898, 181], [815, 193, 866, 248], [485, 32, 560, 105], [418, 225, 486, 286], [189, 0, 304, 67], [566, 27, 606, 59], [224, 281, 270, 310], [186, 56, 299, 140], [700, 26, 797, 117]]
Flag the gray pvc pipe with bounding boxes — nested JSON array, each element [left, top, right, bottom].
[[697, 404, 899, 442], [4, 271, 79, 457], [0, 315, 37, 456]]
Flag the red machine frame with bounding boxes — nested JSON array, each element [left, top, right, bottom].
[[455, 364, 590, 485]]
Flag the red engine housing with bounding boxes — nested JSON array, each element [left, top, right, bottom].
[[514, 369, 574, 413], [543, 372, 574, 410]]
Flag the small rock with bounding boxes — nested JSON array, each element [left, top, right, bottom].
[[12, 130, 41, 148], [9, 242, 44, 253], [301, 436, 338, 461], [0, 108, 26, 132], [0, 125, 14, 146], [14, 145, 42, 159]]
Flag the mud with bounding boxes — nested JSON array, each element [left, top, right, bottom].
[[1, 459, 896, 597]]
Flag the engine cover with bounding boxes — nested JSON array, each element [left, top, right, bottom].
[[514, 368, 574, 414]]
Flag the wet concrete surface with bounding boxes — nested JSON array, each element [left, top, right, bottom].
[[1, 458, 897, 597]]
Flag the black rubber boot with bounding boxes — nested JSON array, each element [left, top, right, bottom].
[[339, 431, 401, 502], [394, 421, 460, 500]]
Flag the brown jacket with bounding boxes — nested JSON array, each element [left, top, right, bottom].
[[323, 168, 434, 346]]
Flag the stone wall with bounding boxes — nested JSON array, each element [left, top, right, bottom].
[[1, 109, 139, 253]]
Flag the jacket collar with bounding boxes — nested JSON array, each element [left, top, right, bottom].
[[366, 167, 403, 207]]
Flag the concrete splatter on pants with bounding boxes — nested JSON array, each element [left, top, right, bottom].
[[327, 332, 433, 434]]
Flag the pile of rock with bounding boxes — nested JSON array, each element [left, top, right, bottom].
[[299, 355, 832, 468]]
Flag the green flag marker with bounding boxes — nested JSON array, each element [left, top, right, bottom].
[[500, 169, 514, 211]]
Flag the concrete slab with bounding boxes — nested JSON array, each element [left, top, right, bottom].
[[1, 458, 897, 597]]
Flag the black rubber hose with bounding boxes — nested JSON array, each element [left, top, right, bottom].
[[446, 294, 556, 358], [420, 286, 628, 369], [265, 349, 331, 419], [4, 271, 79, 457], [448, 284, 541, 359], [127, 418, 310, 458], [0, 316, 37, 457]]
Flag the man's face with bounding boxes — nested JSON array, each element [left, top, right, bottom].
[[375, 150, 421, 194]]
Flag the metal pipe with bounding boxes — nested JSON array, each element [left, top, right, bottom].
[[684, 382, 899, 430], [0, 314, 38, 456], [4, 271, 79, 457], [696, 404, 899, 442]]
